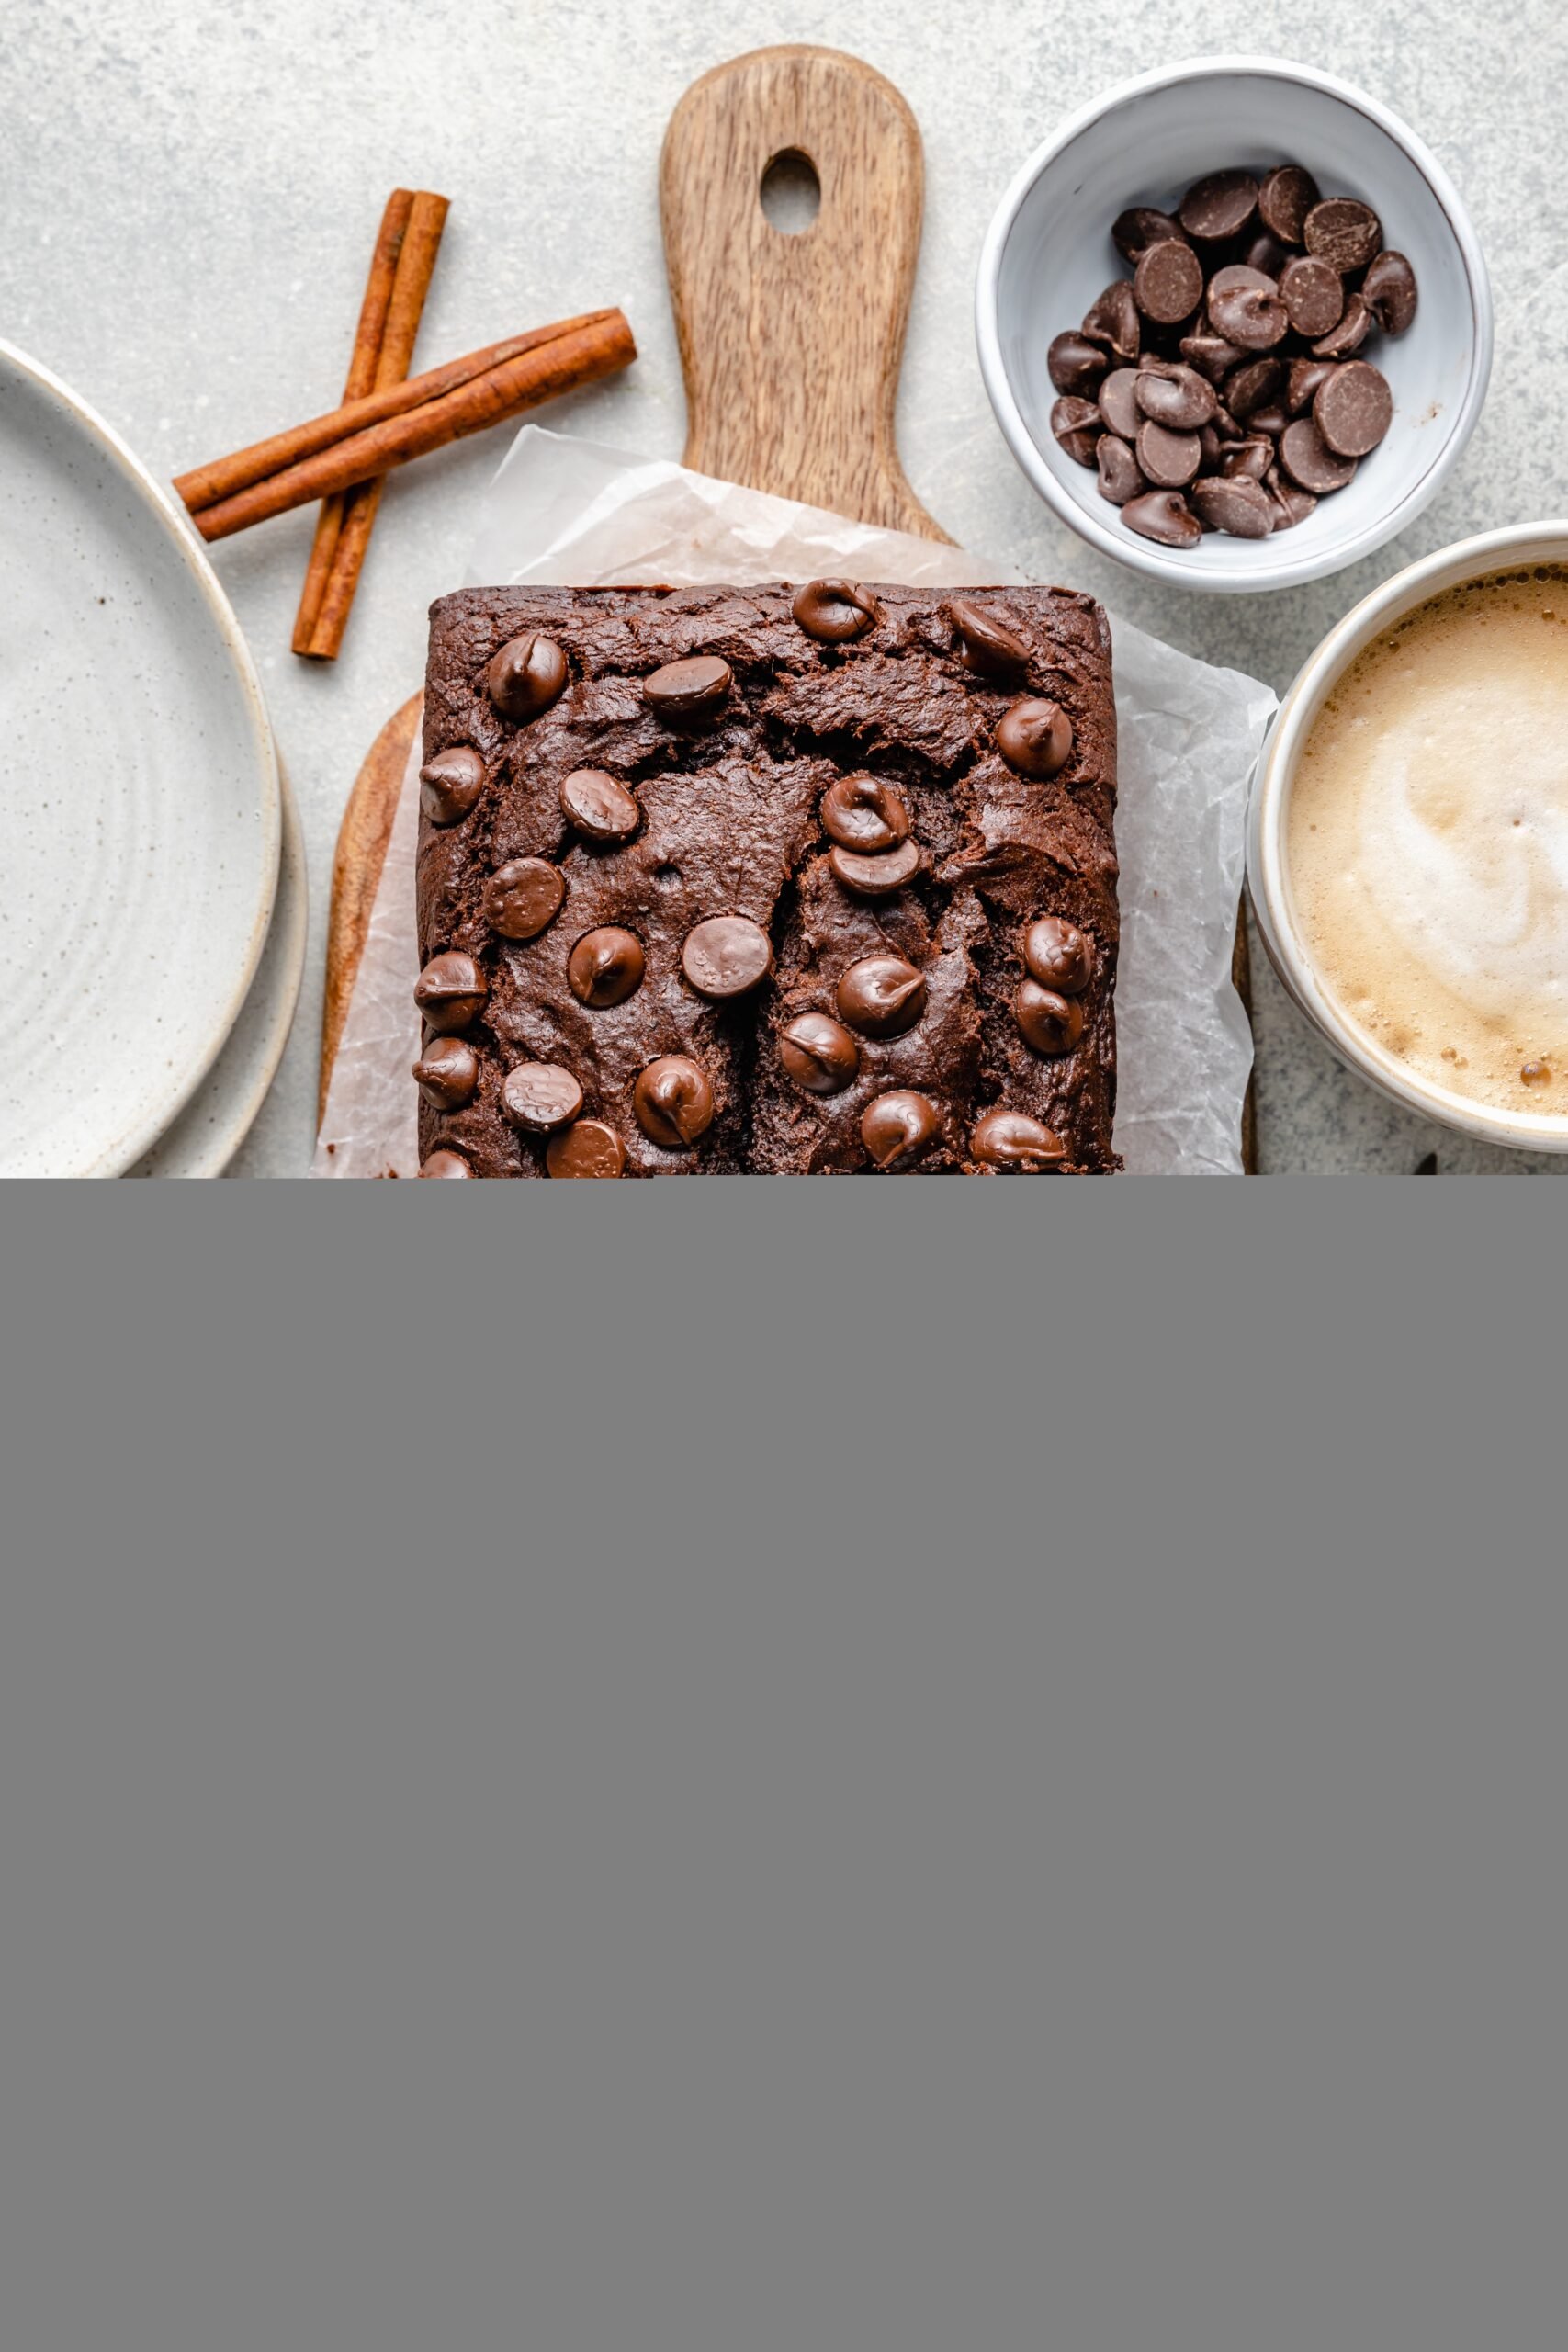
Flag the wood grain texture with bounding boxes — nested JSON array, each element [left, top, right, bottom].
[[661, 45, 948, 540], [319, 691, 421, 1122]]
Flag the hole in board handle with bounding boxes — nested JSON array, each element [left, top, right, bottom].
[[761, 150, 822, 236]]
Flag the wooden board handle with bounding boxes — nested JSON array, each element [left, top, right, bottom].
[[660, 44, 948, 540]]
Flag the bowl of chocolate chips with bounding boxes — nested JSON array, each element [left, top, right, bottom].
[[977, 58, 1492, 591]]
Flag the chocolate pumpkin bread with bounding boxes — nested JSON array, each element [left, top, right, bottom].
[[415, 582, 1121, 1175]]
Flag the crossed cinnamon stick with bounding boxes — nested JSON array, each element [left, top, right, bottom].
[[175, 189, 636, 658]]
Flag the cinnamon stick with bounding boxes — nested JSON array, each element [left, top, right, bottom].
[[291, 190, 413, 658], [300, 191, 449, 656], [181, 311, 637, 543], [175, 313, 626, 517]]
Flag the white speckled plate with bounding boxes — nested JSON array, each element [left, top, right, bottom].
[[0, 340, 279, 1177], [127, 759, 307, 1178]]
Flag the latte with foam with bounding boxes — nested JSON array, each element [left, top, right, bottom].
[[1288, 566, 1568, 1116]]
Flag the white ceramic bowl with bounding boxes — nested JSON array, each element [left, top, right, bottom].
[[1248, 521, 1568, 1154], [976, 57, 1493, 594]]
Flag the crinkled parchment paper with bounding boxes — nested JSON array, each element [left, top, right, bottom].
[[312, 427, 1275, 1176]]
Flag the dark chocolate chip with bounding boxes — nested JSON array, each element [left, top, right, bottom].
[[792, 580, 880, 644], [412, 1036, 479, 1111], [420, 744, 486, 825], [1134, 240, 1205, 326], [633, 1057, 716, 1148], [1051, 396, 1103, 467], [819, 775, 911, 853], [861, 1091, 942, 1170], [420, 1150, 474, 1179], [567, 927, 645, 1008], [1122, 490, 1201, 548], [1112, 207, 1188, 263], [486, 633, 569, 723], [829, 839, 923, 898], [1134, 417, 1201, 488], [1080, 278, 1141, 361], [1047, 333, 1110, 399], [1258, 164, 1321, 245], [1097, 434, 1145, 505], [971, 1111, 1067, 1170], [1263, 467, 1318, 531], [1279, 254, 1345, 339], [414, 951, 487, 1035], [483, 857, 565, 942], [1096, 368, 1143, 439], [1198, 424, 1224, 472], [1245, 231, 1291, 279], [996, 696, 1074, 778], [778, 1012, 860, 1097], [559, 768, 640, 842], [681, 915, 773, 1000], [1279, 416, 1359, 493], [1022, 916, 1093, 996], [836, 955, 928, 1040], [1220, 436, 1273, 481], [502, 1061, 583, 1133], [1303, 198, 1382, 274], [1207, 280, 1289, 351], [1314, 359, 1393, 456], [644, 654, 732, 729], [546, 1120, 626, 1180], [1226, 357, 1284, 420], [1313, 292, 1372, 359], [1209, 263, 1278, 299], [1015, 978, 1087, 1057], [1190, 473, 1274, 538], [948, 599, 1031, 679], [1286, 357, 1337, 415], [1180, 331, 1246, 384], [1361, 250, 1418, 335], [1247, 402, 1292, 438], [1179, 170, 1258, 242], [1135, 363, 1217, 429]]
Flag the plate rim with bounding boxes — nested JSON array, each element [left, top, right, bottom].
[[0, 336, 281, 1177]]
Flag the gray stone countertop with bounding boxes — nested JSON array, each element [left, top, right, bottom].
[[4, 0, 1565, 1172]]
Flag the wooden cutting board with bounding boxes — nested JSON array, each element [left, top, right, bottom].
[[320, 42, 1256, 1164]]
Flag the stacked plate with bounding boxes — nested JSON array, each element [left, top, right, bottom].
[[0, 341, 304, 1177]]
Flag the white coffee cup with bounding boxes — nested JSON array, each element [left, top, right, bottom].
[[1247, 522, 1568, 1154]]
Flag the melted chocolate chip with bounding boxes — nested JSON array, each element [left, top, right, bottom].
[[567, 927, 645, 1008], [971, 1111, 1067, 1170], [502, 1062, 584, 1133], [948, 598, 1032, 679], [792, 580, 879, 644], [778, 1013, 860, 1096], [414, 952, 488, 1035], [996, 697, 1074, 779], [545, 1114, 625, 1176], [483, 858, 565, 941], [828, 839, 922, 898], [559, 768, 640, 842], [1022, 916, 1093, 996], [546, 1120, 626, 1179], [681, 915, 773, 999], [819, 775, 911, 853], [861, 1091, 942, 1170], [836, 955, 928, 1039], [633, 1057, 716, 1148], [644, 655, 733, 729], [420, 744, 486, 825], [412, 1035, 480, 1111], [486, 633, 569, 722], [1015, 978, 1087, 1057]]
